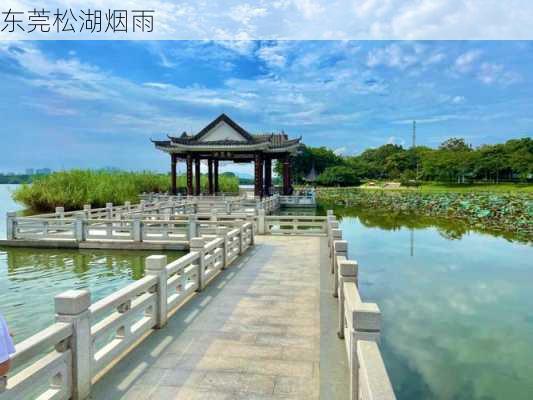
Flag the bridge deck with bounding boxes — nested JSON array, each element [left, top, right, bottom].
[[92, 235, 348, 400]]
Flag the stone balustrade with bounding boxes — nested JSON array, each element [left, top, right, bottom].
[[257, 212, 328, 235], [0, 222, 254, 400], [327, 210, 396, 400]]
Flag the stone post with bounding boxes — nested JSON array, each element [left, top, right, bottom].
[[257, 209, 266, 235], [188, 214, 198, 239], [74, 214, 87, 242], [6, 212, 16, 240], [106, 202, 113, 219], [210, 209, 218, 222], [124, 201, 131, 212], [330, 228, 342, 272], [225, 201, 232, 214], [55, 206, 65, 219], [54, 290, 92, 400], [337, 258, 358, 339], [83, 204, 91, 219], [217, 227, 229, 268], [238, 225, 245, 255], [145, 255, 168, 328], [350, 303, 381, 400], [190, 238, 206, 291], [132, 215, 142, 242], [333, 240, 348, 298]]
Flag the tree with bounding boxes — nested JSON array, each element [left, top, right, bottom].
[[439, 138, 471, 152], [275, 145, 343, 183], [316, 166, 361, 187]]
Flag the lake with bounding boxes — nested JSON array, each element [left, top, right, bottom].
[[0, 185, 183, 344], [330, 206, 533, 400], [1, 186, 532, 399]]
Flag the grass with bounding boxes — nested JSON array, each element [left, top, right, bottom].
[[354, 181, 533, 193], [12, 170, 239, 212], [416, 182, 533, 193]]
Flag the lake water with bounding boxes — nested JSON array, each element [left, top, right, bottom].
[[1, 186, 532, 399], [0, 185, 183, 344], [330, 206, 533, 400]]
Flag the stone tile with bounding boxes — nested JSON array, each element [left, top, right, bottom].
[[244, 359, 314, 378], [92, 236, 332, 400]]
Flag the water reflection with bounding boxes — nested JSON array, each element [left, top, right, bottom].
[[336, 210, 533, 400], [0, 247, 183, 344], [321, 205, 530, 244]]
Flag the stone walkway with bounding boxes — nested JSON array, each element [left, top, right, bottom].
[[92, 235, 347, 399]]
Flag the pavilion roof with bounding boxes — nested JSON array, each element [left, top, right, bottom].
[[152, 113, 302, 154]]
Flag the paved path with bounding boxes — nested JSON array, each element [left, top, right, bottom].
[[92, 235, 347, 400]]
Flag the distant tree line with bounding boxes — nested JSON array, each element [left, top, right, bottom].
[[0, 174, 35, 184], [276, 137, 533, 186]]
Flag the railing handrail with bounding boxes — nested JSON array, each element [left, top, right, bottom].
[[327, 210, 396, 400], [2, 222, 255, 399]]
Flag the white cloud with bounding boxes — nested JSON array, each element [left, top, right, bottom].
[[1, 0, 533, 39], [293, 0, 325, 19], [334, 146, 347, 155], [451, 95, 466, 104], [256, 42, 292, 68], [229, 4, 268, 26], [366, 43, 445, 71], [454, 50, 482, 73], [477, 62, 521, 86]]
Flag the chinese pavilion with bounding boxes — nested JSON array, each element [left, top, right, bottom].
[[152, 114, 302, 197]]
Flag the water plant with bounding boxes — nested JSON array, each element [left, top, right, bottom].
[[317, 187, 533, 240], [12, 169, 239, 212]]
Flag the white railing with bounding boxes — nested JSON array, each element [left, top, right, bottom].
[[258, 213, 327, 235], [0, 322, 74, 400], [11, 217, 76, 240], [327, 211, 396, 400], [0, 224, 254, 400], [279, 192, 316, 207]]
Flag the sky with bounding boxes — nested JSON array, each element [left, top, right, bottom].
[[1, 0, 533, 40], [0, 40, 532, 175]]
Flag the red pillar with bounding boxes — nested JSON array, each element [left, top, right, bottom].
[[186, 154, 193, 195], [170, 153, 177, 195], [264, 158, 272, 196], [208, 159, 214, 195], [194, 157, 201, 195], [254, 153, 264, 198], [214, 160, 219, 193], [282, 156, 290, 195]]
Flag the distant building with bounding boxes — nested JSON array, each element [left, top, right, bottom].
[[25, 168, 35, 175], [36, 168, 52, 175]]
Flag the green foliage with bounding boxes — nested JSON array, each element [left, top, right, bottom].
[[274, 146, 343, 182], [12, 169, 239, 212], [289, 137, 532, 185], [316, 166, 361, 187], [317, 187, 533, 240]]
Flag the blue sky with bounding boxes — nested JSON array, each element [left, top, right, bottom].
[[0, 40, 532, 174]]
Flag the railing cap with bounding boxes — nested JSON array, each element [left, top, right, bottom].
[[190, 237, 205, 248], [339, 259, 358, 277], [331, 228, 343, 239], [55, 289, 91, 315], [333, 239, 348, 252], [146, 254, 168, 271]]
